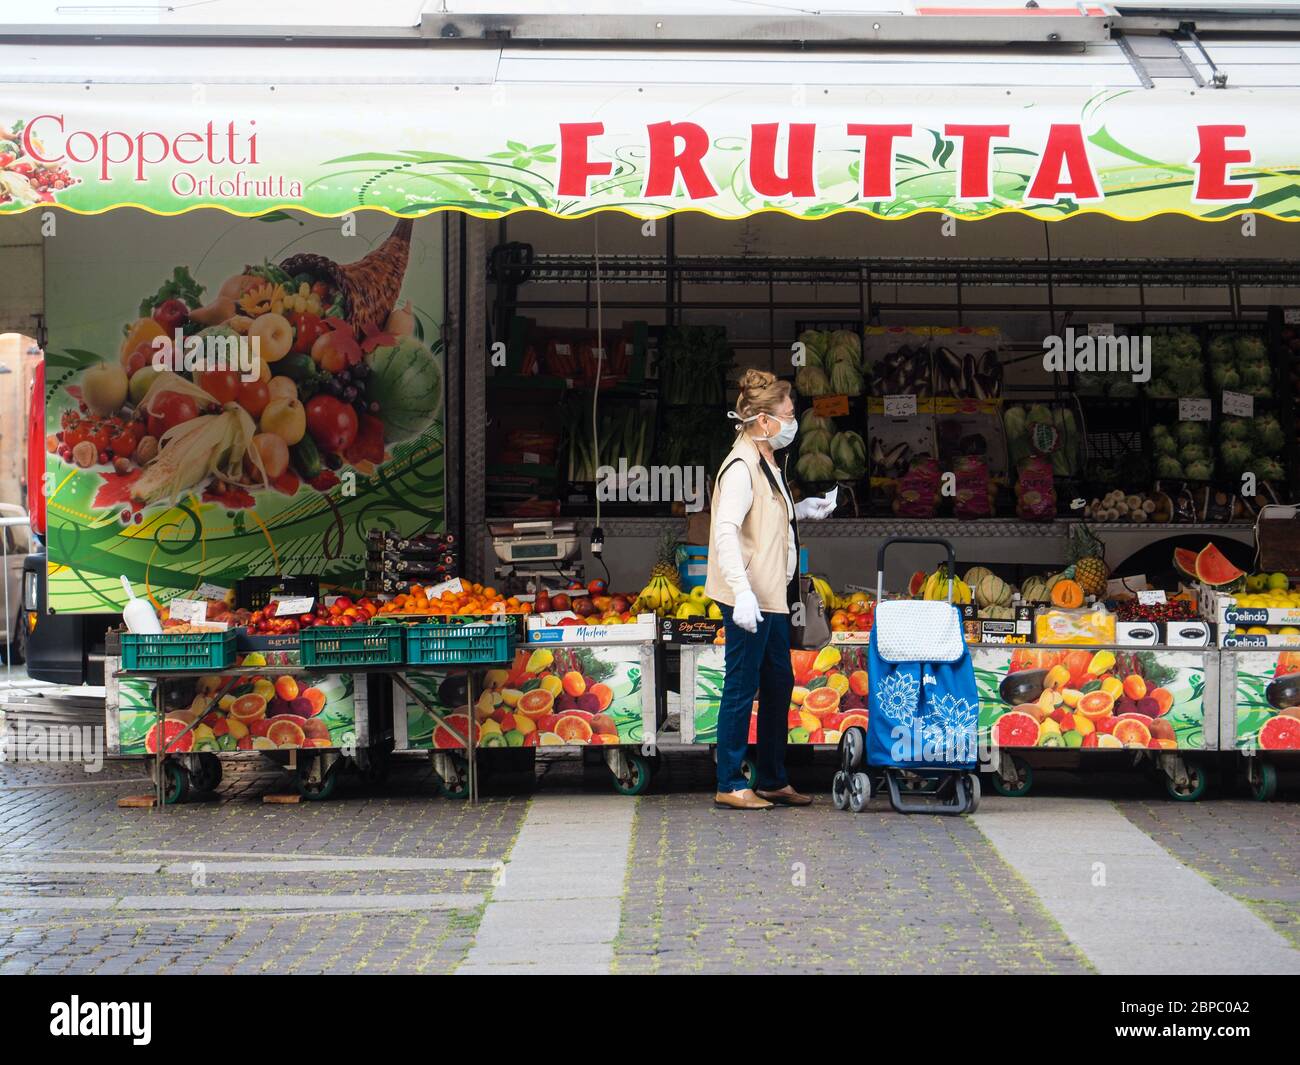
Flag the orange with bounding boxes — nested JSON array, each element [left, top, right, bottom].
[[300, 687, 326, 716], [1149, 687, 1174, 715], [266, 718, 306, 748], [516, 689, 555, 720], [1076, 690, 1115, 721], [553, 714, 594, 743], [230, 693, 267, 723], [849, 670, 869, 697], [588, 683, 614, 712], [1112, 718, 1152, 748], [275, 676, 299, 701], [1122, 674, 1147, 700], [803, 687, 841, 716]]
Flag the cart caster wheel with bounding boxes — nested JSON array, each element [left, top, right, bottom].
[[613, 753, 651, 796], [831, 770, 851, 811], [990, 755, 1033, 797], [963, 773, 981, 814], [1165, 762, 1207, 802], [740, 757, 758, 790], [847, 771, 872, 813], [839, 727, 866, 773], [162, 761, 190, 805], [296, 764, 337, 801], [1250, 762, 1278, 802], [190, 753, 223, 794], [437, 776, 469, 800]]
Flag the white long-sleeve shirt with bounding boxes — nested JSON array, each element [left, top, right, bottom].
[[713, 456, 798, 599]]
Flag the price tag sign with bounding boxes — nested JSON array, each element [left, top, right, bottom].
[[813, 394, 850, 418], [884, 394, 917, 417], [1088, 323, 1116, 336], [275, 596, 315, 616], [1222, 390, 1254, 418], [170, 598, 208, 624], [1178, 398, 1212, 422], [1284, 309, 1300, 324], [1137, 590, 1168, 606], [196, 582, 229, 600], [425, 577, 465, 598]]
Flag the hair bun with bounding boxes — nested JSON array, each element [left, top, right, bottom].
[[737, 368, 776, 393]]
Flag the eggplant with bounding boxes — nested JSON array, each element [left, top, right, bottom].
[[437, 673, 469, 709], [999, 668, 1048, 706], [1266, 672, 1300, 710]]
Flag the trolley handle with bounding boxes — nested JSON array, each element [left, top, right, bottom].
[[875, 536, 958, 603]]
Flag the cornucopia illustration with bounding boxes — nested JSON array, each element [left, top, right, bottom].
[[50, 219, 441, 521]]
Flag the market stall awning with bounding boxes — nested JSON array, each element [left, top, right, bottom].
[[3, 33, 1300, 221]]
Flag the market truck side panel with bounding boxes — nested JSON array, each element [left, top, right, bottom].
[[27, 209, 445, 683]]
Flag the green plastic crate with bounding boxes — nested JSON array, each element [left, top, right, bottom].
[[121, 630, 236, 672], [299, 625, 405, 668], [406, 621, 516, 665]]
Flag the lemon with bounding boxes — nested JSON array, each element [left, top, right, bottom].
[[242, 651, 267, 667], [1269, 573, 1290, 591]]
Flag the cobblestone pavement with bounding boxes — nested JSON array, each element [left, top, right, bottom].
[[614, 752, 1091, 974], [0, 757, 526, 975], [1118, 796, 1300, 951], [2, 749, 1298, 974]]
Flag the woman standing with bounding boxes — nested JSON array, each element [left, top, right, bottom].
[[704, 370, 836, 810]]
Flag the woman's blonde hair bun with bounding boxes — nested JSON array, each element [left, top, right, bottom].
[[734, 368, 791, 424]]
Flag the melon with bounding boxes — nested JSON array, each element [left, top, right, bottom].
[[992, 710, 1040, 747], [1019, 576, 1050, 603], [974, 572, 1012, 609], [963, 566, 995, 588], [1172, 547, 1199, 580], [1194, 543, 1246, 590]]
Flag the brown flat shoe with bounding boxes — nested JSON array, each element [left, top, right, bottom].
[[755, 786, 812, 807], [714, 789, 774, 810]]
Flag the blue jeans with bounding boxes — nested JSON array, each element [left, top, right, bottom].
[[716, 604, 794, 793]]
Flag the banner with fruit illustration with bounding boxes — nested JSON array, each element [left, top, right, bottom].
[[115, 671, 356, 755], [1231, 650, 1300, 751], [395, 644, 652, 750], [5, 87, 1300, 221], [43, 208, 444, 612], [689, 643, 871, 746], [976, 646, 1209, 751]]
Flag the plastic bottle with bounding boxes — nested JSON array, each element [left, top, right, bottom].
[[120, 575, 162, 634]]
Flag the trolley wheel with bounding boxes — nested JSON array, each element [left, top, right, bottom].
[[990, 755, 1033, 798], [190, 753, 223, 794], [963, 773, 982, 814], [847, 771, 872, 813], [831, 770, 850, 811], [162, 761, 190, 805], [435, 753, 469, 800], [1250, 762, 1279, 802], [740, 756, 758, 790], [1165, 761, 1207, 802], [296, 762, 338, 801], [839, 727, 866, 773], [612, 753, 651, 797]]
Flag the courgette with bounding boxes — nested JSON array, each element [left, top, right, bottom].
[[291, 435, 323, 481]]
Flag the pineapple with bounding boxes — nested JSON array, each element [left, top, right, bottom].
[[651, 530, 682, 589], [1067, 523, 1109, 597]]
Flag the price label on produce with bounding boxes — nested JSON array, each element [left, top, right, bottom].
[[883, 394, 917, 417], [1137, 590, 1168, 605], [1222, 390, 1254, 417], [1285, 309, 1300, 324], [1178, 398, 1212, 422], [196, 582, 229, 600], [275, 596, 315, 616], [813, 394, 850, 417], [1088, 323, 1115, 336], [425, 577, 464, 598], [169, 598, 208, 624]]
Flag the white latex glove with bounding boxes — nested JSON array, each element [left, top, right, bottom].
[[795, 488, 837, 521], [731, 589, 763, 634]]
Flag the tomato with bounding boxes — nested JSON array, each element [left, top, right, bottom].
[[147, 391, 200, 439], [152, 298, 189, 334], [290, 312, 328, 355], [109, 423, 140, 458], [194, 369, 242, 405], [305, 395, 359, 452], [236, 377, 270, 418]]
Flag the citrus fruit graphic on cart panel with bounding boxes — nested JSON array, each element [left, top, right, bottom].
[[116, 673, 355, 755], [975, 647, 1207, 751], [691, 644, 871, 746], [1232, 651, 1300, 750], [42, 209, 445, 612], [398, 645, 646, 750]]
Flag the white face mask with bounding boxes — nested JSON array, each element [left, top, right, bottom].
[[730, 410, 797, 449]]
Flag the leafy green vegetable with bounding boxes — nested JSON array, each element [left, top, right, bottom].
[[138, 266, 205, 317], [572, 648, 615, 684], [248, 261, 296, 289]]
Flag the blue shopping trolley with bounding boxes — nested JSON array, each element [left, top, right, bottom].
[[833, 537, 981, 815]]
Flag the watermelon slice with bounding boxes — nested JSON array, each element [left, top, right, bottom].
[[1194, 543, 1246, 589], [1173, 547, 1199, 580]]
